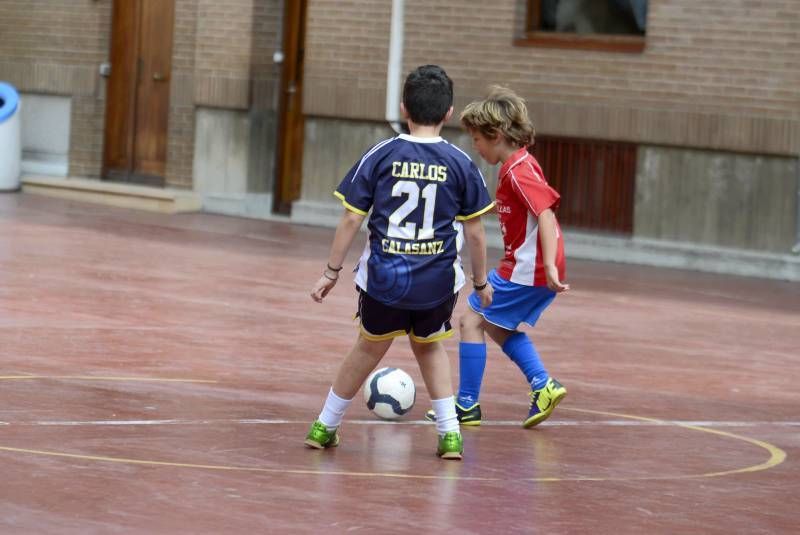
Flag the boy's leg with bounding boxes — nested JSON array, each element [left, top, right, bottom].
[[409, 338, 453, 401], [453, 309, 489, 423], [499, 331, 549, 390], [331, 335, 394, 400], [425, 306, 511, 424], [481, 284, 566, 428], [409, 338, 462, 460], [305, 335, 393, 449], [498, 330, 566, 428]]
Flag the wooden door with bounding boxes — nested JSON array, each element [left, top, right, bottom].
[[103, 0, 175, 186], [273, 0, 308, 214]]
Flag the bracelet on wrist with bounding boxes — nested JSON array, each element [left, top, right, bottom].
[[473, 281, 488, 291], [322, 270, 339, 281], [326, 263, 343, 272]]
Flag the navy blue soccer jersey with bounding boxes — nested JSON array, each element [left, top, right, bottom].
[[335, 133, 494, 309]]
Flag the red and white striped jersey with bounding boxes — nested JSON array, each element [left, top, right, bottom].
[[494, 147, 566, 286]]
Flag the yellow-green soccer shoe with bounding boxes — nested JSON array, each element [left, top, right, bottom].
[[523, 378, 566, 428], [424, 402, 482, 426], [436, 431, 464, 460], [304, 420, 340, 449]]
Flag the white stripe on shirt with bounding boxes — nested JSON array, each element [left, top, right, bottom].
[[502, 153, 529, 178], [524, 160, 545, 183], [510, 169, 540, 216], [351, 137, 398, 182], [510, 211, 538, 285]]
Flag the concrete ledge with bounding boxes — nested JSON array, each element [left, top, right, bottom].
[[201, 193, 274, 220], [291, 199, 344, 228], [291, 198, 800, 282], [488, 222, 800, 283], [21, 159, 68, 177], [562, 230, 800, 282], [21, 175, 202, 214]]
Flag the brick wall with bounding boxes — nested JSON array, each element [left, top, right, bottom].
[[191, 0, 282, 110], [165, 0, 199, 187], [304, 0, 393, 120], [4, 1, 795, 190], [0, 1, 110, 65], [0, 0, 281, 188], [0, 1, 112, 176], [304, 0, 800, 156]]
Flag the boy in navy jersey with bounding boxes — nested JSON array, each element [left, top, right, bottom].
[[304, 65, 494, 459], [426, 85, 568, 428]]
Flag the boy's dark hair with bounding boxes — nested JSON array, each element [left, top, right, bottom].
[[402, 65, 453, 126]]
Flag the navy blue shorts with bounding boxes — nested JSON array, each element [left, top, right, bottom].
[[356, 289, 457, 343], [468, 270, 555, 331]]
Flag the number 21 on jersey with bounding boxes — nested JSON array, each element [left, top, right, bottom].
[[387, 181, 437, 240]]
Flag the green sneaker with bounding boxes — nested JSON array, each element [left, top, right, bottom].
[[424, 402, 482, 426], [304, 420, 340, 449], [436, 431, 463, 460], [523, 377, 567, 428]]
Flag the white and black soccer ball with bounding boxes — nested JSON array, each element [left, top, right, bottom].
[[363, 367, 416, 420]]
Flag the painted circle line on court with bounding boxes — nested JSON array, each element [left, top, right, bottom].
[[0, 376, 787, 482]]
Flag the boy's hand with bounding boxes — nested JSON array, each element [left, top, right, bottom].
[[545, 265, 569, 293], [475, 284, 493, 308], [311, 275, 337, 302]]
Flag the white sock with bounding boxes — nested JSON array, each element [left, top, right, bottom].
[[318, 387, 352, 430], [431, 396, 459, 434]]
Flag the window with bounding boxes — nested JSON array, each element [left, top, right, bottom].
[[516, 0, 647, 53]]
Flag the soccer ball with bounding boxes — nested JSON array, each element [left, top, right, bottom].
[[363, 367, 416, 420]]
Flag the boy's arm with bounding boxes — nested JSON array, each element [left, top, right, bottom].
[[538, 208, 569, 293], [311, 209, 366, 302], [463, 217, 493, 308]]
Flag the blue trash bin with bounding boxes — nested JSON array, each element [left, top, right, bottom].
[[0, 82, 21, 191]]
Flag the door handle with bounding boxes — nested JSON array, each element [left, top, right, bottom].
[[152, 72, 167, 81]]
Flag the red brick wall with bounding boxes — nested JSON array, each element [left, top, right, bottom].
[[3, 1, 796, 186], [0, 1, 112, 177], [0, 0, 281, 187], [304, 0, 800, 155]]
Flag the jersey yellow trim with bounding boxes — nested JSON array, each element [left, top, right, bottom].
[[409, 328, 454, 344], [456, 201, 495, 221], [359, 326, 407, 342], [333, 190, 369, 216], [344, 202, 368, 216]]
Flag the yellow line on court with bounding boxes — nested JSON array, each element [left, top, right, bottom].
[[0, 376, 217, 383], [557, 407, 787, 481], [0, 376, 785, 482], [0, 446, 498, 481], [0, 407, 787, 482]]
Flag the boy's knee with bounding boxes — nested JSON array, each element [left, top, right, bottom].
[[409, 338, 443, 357], [459, 310, 483, 334], [356, 335, 392, 357]]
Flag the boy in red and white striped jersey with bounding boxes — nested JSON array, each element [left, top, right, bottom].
[[427, 85, 569, 428]]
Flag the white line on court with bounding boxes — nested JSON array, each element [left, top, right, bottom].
[[1, 419, 798, 427]]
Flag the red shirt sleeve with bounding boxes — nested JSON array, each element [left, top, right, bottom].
[[508, 160, 560, 216]]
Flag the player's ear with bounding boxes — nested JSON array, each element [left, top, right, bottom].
[[443, 106, 454, 122], [400, 102, 409, 120]]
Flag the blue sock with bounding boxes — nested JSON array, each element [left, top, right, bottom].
[[502, 332, 549, 390], [457, 342, 486, 408]]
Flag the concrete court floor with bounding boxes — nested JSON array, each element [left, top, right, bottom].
[[0, 192, 798, 534]]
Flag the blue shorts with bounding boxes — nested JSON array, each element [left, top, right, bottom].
[[468, 270, 556, 331]]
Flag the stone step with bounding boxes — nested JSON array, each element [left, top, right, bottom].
[[21, 175, 201, 214]]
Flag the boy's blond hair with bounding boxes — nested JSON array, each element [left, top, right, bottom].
[[460, 85, 535, 147]]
